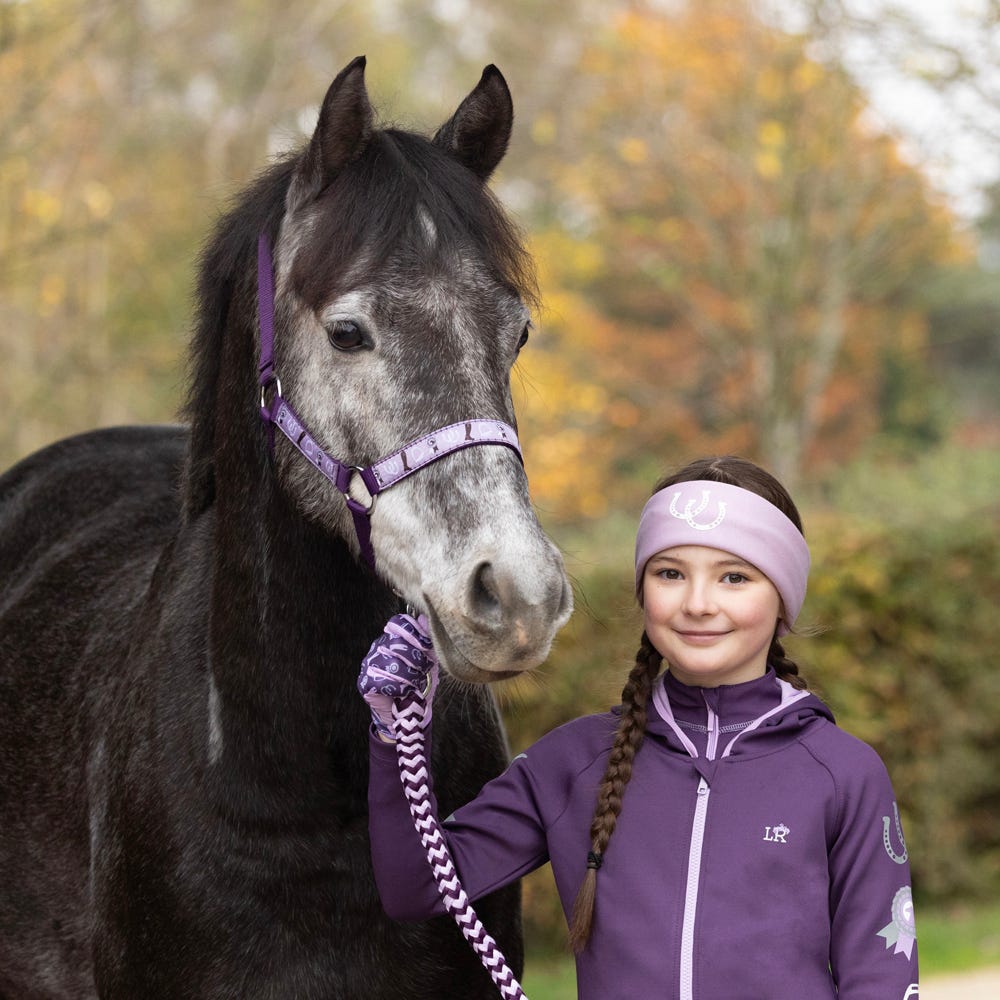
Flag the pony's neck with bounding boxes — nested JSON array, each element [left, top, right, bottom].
[[205, 434, 397, 811]]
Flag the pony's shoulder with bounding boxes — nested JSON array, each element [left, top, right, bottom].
[[0, 424, 188, 537], [2, 424, 187, 484]]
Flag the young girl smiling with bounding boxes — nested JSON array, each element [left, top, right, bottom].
[[360, 456, 918, 999]]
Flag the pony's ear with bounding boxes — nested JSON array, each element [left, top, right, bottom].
[[287, 56, 373, 213], [433, 65, 513, 182]]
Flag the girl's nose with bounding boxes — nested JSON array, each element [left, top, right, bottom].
[[682, 580, 718, 616]]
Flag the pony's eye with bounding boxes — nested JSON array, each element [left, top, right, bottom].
[[517, 321, 531, 352], [327, 320, 366, 352]]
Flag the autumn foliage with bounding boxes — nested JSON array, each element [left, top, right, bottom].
[[515, 2, 965, 521]]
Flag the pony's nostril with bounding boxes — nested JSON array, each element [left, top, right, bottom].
[[470, 561, 501, 619]]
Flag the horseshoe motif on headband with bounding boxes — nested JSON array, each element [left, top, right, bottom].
[[669, 490, 727, 531]]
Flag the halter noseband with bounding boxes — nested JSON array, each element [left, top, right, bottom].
[[256, 233, 522, 570]]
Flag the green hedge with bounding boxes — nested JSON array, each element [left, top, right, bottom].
[[501, 470, 1000, 953]]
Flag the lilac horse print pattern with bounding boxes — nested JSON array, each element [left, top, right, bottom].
[[371, 421, 519, 487], [0, 57, 571, 999]]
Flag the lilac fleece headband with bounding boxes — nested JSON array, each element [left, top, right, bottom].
[[634, 480, 810, 633]]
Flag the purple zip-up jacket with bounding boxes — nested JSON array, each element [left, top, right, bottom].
[[368, 670, 918, 999]]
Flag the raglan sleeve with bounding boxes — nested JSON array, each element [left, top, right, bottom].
[[827, 741, 918, 1000], [367, 730, 553, 922]]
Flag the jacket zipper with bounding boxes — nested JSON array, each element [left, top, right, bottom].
[[704, 700, 719, 761], [680, 775, 711, 1000]]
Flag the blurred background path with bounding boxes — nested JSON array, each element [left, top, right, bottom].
[[925, 965, 1000, 999]]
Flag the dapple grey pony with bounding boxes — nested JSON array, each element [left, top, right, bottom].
[[0, 57, 572, 999]]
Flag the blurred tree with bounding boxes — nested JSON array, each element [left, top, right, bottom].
[[513, 0, 963, 523], [786, 0, 1000, 446], [1, 1, 123, 456], [0, 0, 420, 467], [922, 181, 1000, 445]]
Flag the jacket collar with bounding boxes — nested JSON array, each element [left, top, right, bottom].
[[643, 668, 831, 760]]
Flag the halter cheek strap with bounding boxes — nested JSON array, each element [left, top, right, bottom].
[[256, 234, 522, 570]]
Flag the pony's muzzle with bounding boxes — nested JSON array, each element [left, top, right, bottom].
[[423, 545, 572, 682]]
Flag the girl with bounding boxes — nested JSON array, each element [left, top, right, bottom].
[[359, 456, 918, 999]]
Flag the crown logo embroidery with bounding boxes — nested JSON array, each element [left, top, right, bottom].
[[763, 823, 790, 844], [669, 490, 727, 531]]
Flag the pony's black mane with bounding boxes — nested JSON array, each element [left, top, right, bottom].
[[181, 156, 294, 516], [181, 125, 536, 518]]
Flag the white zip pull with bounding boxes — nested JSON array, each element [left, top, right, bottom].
[[697, 776, 709, 795], [705, 707, 720, 760]]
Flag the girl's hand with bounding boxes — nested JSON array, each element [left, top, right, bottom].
[[358, 613, 440, 741]]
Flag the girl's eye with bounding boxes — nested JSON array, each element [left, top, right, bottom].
[[724, 573, 748, 585], [658, 568, 681, 580], [327, 320, 367, 352]]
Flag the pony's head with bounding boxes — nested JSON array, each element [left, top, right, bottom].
[[247, 58, 571, 681]]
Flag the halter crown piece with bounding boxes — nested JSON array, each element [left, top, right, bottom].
[[256, 233, 523, 570]]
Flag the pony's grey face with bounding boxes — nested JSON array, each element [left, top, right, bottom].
[[264, 59, 572, 681], [271, 214, 572, 682]]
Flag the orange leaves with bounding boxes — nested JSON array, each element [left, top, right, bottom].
[[522, 0, 965, 506]]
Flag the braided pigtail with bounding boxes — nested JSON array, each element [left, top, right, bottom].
[[768, 634, 808, 690], [567, 632, 662, 953]]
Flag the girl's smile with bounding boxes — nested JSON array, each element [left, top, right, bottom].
[[674, 629, 731, 644], [642, 544, 782, 687]]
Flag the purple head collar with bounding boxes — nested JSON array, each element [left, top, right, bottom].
[[634, 480, 810, 634], [256, 233, 522, 571]]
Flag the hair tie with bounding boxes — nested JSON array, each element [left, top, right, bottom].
[[586, 851, 603, 871]]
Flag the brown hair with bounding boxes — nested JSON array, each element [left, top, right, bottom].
[[567, 456, 808, 952]]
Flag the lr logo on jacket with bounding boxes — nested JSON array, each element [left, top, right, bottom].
[[763, 823, 790, 843]]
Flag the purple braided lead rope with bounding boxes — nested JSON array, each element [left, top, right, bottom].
[[391, 694, 528, 999]]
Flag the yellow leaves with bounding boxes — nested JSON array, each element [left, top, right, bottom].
[[82, 181, 113, 220], [531, 231, 605, 288], [530, 113, 557, 147], [758, 56, 822, 104], [793, 59, 824, 93], [526, 426, 610, 519], [1, 156, 30, 185], [615, 9, 672, 61], [754, 150, 783, 180], [39, 274, 67, 318], [617, 137, 649, 166], [512, 354, 612, 521], [17, 181, 113, 245], [756, 67, 785, 104], [755, 119, 785, 179], [757, 119, 786, 148], [21, 188, 62, 227]]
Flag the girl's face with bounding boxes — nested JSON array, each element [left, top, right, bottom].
[[642, 545, 782, 688]]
